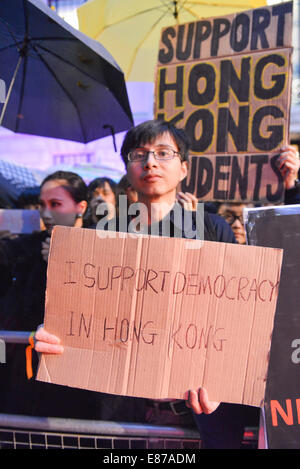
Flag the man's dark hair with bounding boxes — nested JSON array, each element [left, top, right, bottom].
[[117, 174, 131, 192], [87, 177, 117, 202], [120, 119, 190, 167], [41, 170, 87, 203]]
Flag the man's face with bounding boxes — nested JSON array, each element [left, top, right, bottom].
[[126, 132, 187, 202], [90, 182, 116, 222], [218, 203, 247, 245], [93, 182, 116, 207]]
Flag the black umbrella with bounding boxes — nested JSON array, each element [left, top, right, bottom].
[[0, 159, 39, 207], [0, 0, 134, 143]]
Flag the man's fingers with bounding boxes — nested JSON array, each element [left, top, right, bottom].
[[177, 192, 198, 211], [280, 145, 299, 154], [283, 161, 298, 174], [35, 326, 60, 343], [35, 341, 64, 354], [186, 388, 220, 415], [198, 387, 220, 414], [188, 389, 203, 414], [177, 191, 188, 201], [34, 327, 63, 354]]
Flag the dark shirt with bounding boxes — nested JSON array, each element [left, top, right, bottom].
[[98, 204, 236, 244]]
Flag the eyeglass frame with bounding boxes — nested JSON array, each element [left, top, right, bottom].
[[223, 213, 244, 225], [127, 146, 182, 163]]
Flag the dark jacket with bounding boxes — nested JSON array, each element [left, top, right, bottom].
[[284, 181, 300, 205], [0, 231, 48, 331]]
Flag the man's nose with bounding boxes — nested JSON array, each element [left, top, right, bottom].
[[232, 218, 243, 227], [143, 151, 158, 169]]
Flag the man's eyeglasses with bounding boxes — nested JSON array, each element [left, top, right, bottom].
[[128, 147, 182, 162], [223, 213, 244, 225]]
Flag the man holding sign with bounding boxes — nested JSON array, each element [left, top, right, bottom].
[[35, 120, 266, 449]]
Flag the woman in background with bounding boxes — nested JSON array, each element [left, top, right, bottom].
[[0, 170, 87, 329]]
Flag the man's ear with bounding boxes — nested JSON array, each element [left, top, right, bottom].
[[179, 160, 188, 182]]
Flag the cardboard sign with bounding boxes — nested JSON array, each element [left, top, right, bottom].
[[154, 2, 293, 203], [0, 209, 40, 234], [245, 205, 300, 448], [37, 226, 283, 406]]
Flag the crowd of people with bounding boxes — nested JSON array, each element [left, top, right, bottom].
[[0, 119, 299, 449]]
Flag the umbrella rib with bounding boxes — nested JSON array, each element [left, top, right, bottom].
[[181, 4, 205, 19], [182, 1, 250, 20], [15, 53, 28, 133], [126, 10, 169, 80], [101, 5, 168, 30], [27, 37, 79, 42], [30, 43, 87, 143], [23, 0, 29, 36], [33, 43, 129, 118], [160, 0, 177, 16], [183, 0, 250, 7], [177, 0, 190, 13], [0, 18, 22, 49], [34, 43, 109, 86], [0, 55, 23, 126], [0, 38, 79, 54], [0, 42, 22, 53]]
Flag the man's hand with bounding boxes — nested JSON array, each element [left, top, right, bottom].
[[185, 387, 220, 414], [34, 325, 64, 354], [41, 237, 51, 263], [176, 192, 198, 211]]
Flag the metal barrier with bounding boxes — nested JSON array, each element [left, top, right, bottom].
[[0, 414, 258, 450], [0, 330, 32, 345], [0, 413, 202, 449]]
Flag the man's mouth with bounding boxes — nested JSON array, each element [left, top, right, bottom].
[[143, 174, 161, 182], [233, 230, 244, 239]]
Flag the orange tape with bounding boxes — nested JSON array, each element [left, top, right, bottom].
[[25, 332, 35, 380]]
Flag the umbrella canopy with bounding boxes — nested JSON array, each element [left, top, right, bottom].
[[0, 0, 133, 143], [0, 159, 39, 207], [77, 0, 267, 83]]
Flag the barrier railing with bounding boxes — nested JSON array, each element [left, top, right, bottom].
[[0, 413, 202, 449], [0, 330, 32, 344]]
